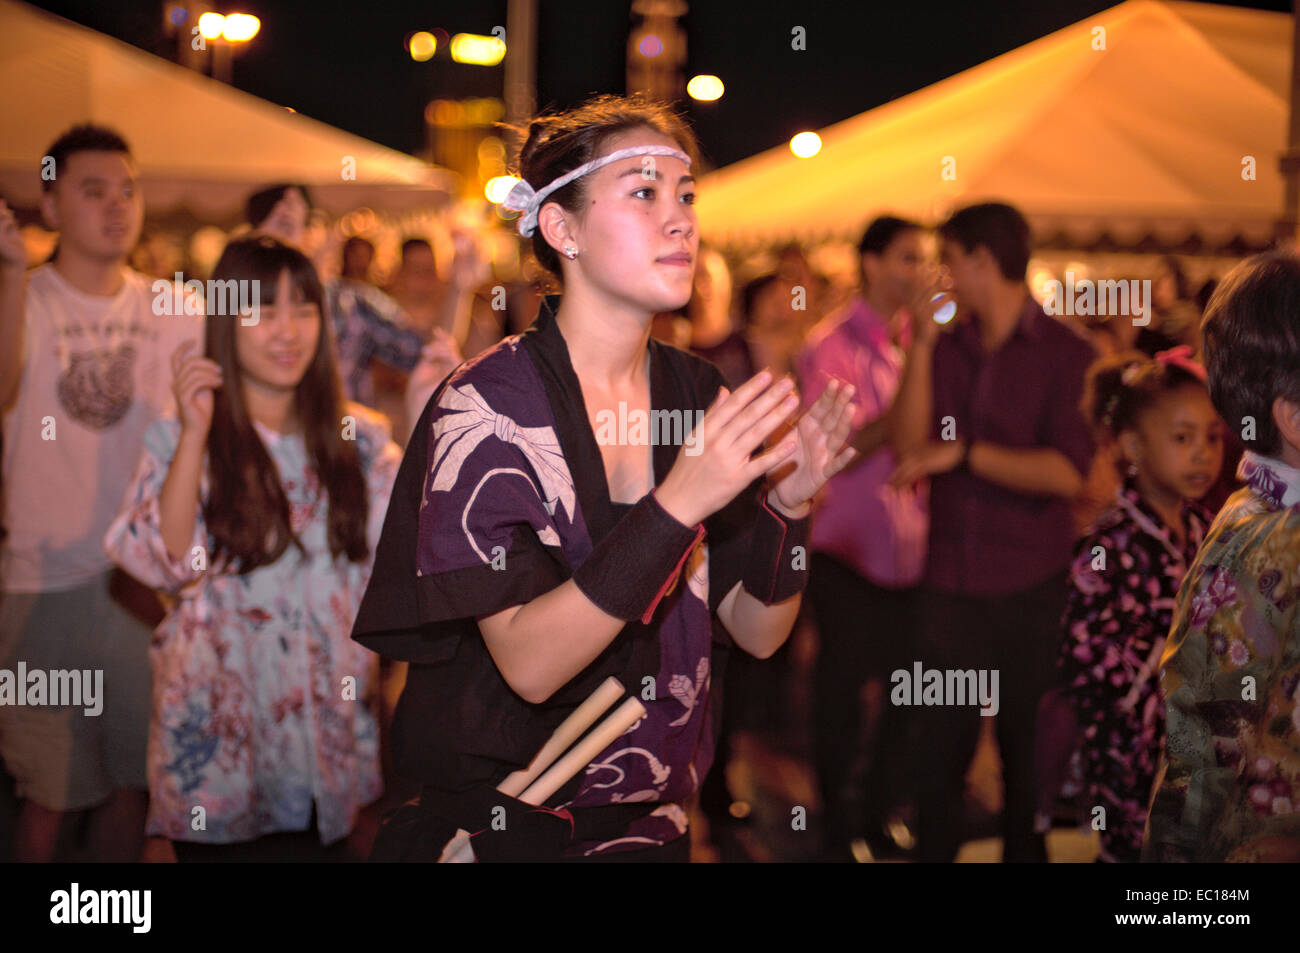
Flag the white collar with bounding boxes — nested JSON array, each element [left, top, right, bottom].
[[1238, 450, 1300, 508]]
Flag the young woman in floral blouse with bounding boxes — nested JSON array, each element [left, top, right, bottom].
[[1145, 251, 1300, 862], [1060, 346, 1224, 861], [105, 236, 401, 860]]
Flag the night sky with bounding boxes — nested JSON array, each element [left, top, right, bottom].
[[21, 0, 1294, 172]]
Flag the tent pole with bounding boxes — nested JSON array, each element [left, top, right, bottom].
[[1278, 1, 1300, 245]]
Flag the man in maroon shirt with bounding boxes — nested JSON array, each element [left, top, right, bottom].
[[890, 203, 1096, 862]]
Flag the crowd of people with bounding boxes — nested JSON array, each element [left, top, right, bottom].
[[0, 95, 1297, 863]]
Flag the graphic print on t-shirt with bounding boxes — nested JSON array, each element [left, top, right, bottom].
[[56, 342, 137, 429]]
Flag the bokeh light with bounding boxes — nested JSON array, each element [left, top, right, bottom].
[[477, 137, 506, 163], [198, 12, 225, 39], [221, 13, 260, 42], [188, 226, 229, 278], [789, 131, 822, 158], [450, 33, 506, 66], [485, 175, 520, 204], [339, 208, 378, 237], [639, 35, 662, 57], [478, 136, 508, 182], [1028, 261, 1057, 305], [931, 293, 957, 324], [409, 31, 436, 62], [687, 75, 724, 101]]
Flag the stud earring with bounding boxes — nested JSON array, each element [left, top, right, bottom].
[[563, 244, 579, 260]]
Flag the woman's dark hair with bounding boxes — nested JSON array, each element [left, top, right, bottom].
[[1201, 250, 1300, 457], [1083, 349, 1209, 444], [204, 235, 369, 573], [505, 93, 700, 283], [937, 202, 1031, 281], [245, 184, 313, 229]]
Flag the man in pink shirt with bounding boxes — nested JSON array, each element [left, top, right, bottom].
[[796, 216, 930, 859]]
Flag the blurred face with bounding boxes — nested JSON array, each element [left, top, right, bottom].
[[689, 248, 732, 322], [938, 238, 983, 310], [42, 151, 143, 263], [752, 279, 800, 336], [549, 128, 698, 315], [258, 189, 309, 247], [400, 244, 439, 294], [343, 241, 373, 278], [864, 228, 929, 312], [236, 269, 321, 399], [778, 247, 812, 284], [1125, 384, 1224, 502], [1153, 269, 1177, 310]]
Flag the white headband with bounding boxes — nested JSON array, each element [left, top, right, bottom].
[[502, 145, 692, 237]]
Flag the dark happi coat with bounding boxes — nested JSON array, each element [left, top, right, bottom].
[[353, 295, 762, 857]]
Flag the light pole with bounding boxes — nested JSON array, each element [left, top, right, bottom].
[[504, 0, 537, 167], [627, 0, 687, 102]]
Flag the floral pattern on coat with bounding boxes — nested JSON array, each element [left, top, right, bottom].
[[1060, 477, 1211, 862], [1143, 452, 1300, 862], [104, 406, 401, 844]]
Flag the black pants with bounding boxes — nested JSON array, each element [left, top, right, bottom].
[[808, 553, 919, 848], [911, 571, 1067, 863]]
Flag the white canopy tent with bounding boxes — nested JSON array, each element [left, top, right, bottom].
[[697, 0, 1290, 252], [0, 0, 458, 224]]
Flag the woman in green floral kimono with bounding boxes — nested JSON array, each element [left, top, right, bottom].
[[1144, 250, 1300, 863]]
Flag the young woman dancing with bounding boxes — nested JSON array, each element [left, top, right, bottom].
[[353, 95, 857, 861]]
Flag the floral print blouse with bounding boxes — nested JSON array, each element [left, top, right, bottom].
[[104, 406, 401, 845], [1143, 451, 1300, 862], [1060, 477, 1212, 861]]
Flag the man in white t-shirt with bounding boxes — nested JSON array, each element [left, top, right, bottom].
[[0, 125, 201, 861]]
